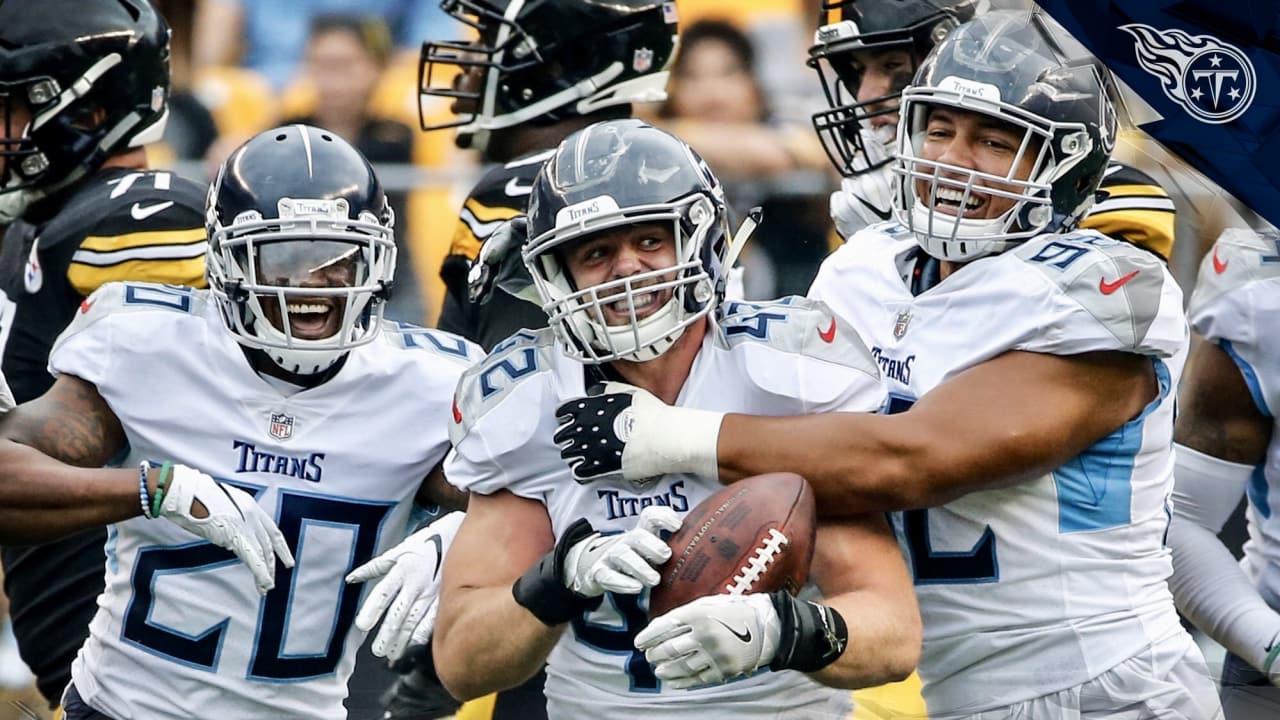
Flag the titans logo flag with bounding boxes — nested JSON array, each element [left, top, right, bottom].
[[1035, 0, 1279, 228]]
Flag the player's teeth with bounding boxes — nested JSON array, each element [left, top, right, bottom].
[[287, 303, 328, 315], [936, 187, 982, 208]]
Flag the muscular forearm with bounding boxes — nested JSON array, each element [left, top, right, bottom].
[[0, 441, 146, 544], [811, 588, 920, 689], [433, 585, 564, 700], [718, 413, 937, 514]]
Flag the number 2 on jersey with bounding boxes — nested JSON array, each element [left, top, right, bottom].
[[122, 487, 391, 679]]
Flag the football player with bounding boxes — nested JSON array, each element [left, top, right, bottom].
[[0, 125, 478, 720], [556, 13, 1222, 719], [1167, 226, 1280, 719], [0, 0, 214, 707], [431, 119, 920, 717], [423, 0, 677, 350], [809, 0, 1177, 259]]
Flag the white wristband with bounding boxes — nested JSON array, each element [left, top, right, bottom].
[[624, 403, 724, 483]]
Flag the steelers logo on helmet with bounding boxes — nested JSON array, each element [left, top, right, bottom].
[[522, 119, 732, 364], [205, 125, 396, 375]]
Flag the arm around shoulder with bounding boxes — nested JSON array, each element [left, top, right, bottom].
[[719, 349, 1160, 513]]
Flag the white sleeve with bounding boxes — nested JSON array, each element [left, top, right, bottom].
[[0, 371, 14, 412], [1167, 443, 1280, 679]]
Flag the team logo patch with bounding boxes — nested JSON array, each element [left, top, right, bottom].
[[269, 412, 295, 441], [662, 2, 678, 24], [893, 310, 912, 340], [24, 241, 41, 294], [633, 47, 654, 73], [1121, 24, 1256, 125]]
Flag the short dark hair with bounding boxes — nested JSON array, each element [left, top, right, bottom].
[[674, 20, 756, 76]]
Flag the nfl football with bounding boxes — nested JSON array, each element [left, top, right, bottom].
[[649, 472, 816, 617]]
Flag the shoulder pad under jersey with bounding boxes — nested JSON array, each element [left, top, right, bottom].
[[450, 328, 555, 439], [1189, 228, 1280, 315], [1011, 230, 1173, 352]]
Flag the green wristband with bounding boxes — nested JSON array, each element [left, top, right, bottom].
[[1264, 634, 1280, 676], [150, 461, 173, 518]]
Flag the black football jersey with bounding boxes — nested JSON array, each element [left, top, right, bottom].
[[1081, 162, 1177, 261], [437, 149, 551, 351], [0, 166, 206, 706], [0, 167, 208, 402]]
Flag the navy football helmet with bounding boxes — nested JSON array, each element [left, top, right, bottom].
[[523, 119, 730, 363], [0, 0, 172, 222], [420, 0, 677, 150], [206, 125, 397, 375], [808, 0, 981, 178], [891, 10, 1118, 261]]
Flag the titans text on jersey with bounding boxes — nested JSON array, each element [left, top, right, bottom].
[[49, 282, 478, 720], [446, 298, 884, 718], [810, 221, 1189, 716]]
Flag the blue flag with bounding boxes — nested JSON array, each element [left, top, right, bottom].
[[1034, 0, 1279, 227]]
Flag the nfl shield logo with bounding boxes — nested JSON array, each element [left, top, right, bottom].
[[269, 412, 294, 441], [893, 310, 912, 340], [633, 48, 654, 73]]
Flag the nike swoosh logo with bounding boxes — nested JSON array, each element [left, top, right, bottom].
[[426, 532, 443, 580], [1098, 269, 1140, 295], [715, 618, 752, 643], [505, 177, 533, 196], [818, 318, 837, 343], [1212, 246, 1228, 274], [131, 201, 174, 220]]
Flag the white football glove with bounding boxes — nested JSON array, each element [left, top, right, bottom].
[[555, 382, 724, 484], [635, 593, 782, 689], [562, 506, 682, 597], [830, 166, 894, 240], [345, 511, 466, 662], [157, 464, 295, 595]]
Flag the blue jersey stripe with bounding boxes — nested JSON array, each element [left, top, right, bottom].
[[1219, 340, 1272, 418], [1053, 359, 1170, 533]]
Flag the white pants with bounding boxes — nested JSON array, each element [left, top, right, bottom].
[[933, 632, 1223, 720]]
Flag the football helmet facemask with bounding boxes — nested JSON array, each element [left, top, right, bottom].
[[808, 0, 981, 179], [0, 0, 171, 222], [523, 119, 730, 364], [206, 125, 396, 375], [891, 10, 1118, 261], [419, 0, 677, 151]]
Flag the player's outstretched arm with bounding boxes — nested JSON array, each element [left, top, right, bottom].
[[0, 374, 293, 593], [433, 489, 565, 701], [0, 373, 135, 541], [1167, 340, 1280, 682], [558, 350, 1157, 514]]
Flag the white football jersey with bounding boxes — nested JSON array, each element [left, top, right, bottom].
[[1186, 228, 1280, 612], [49, 283, 478, 720], [809, 223, 1191, 716], [446, 298, 885, 718]]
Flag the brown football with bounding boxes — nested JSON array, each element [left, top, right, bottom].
[[649, 472, 816, 617]]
